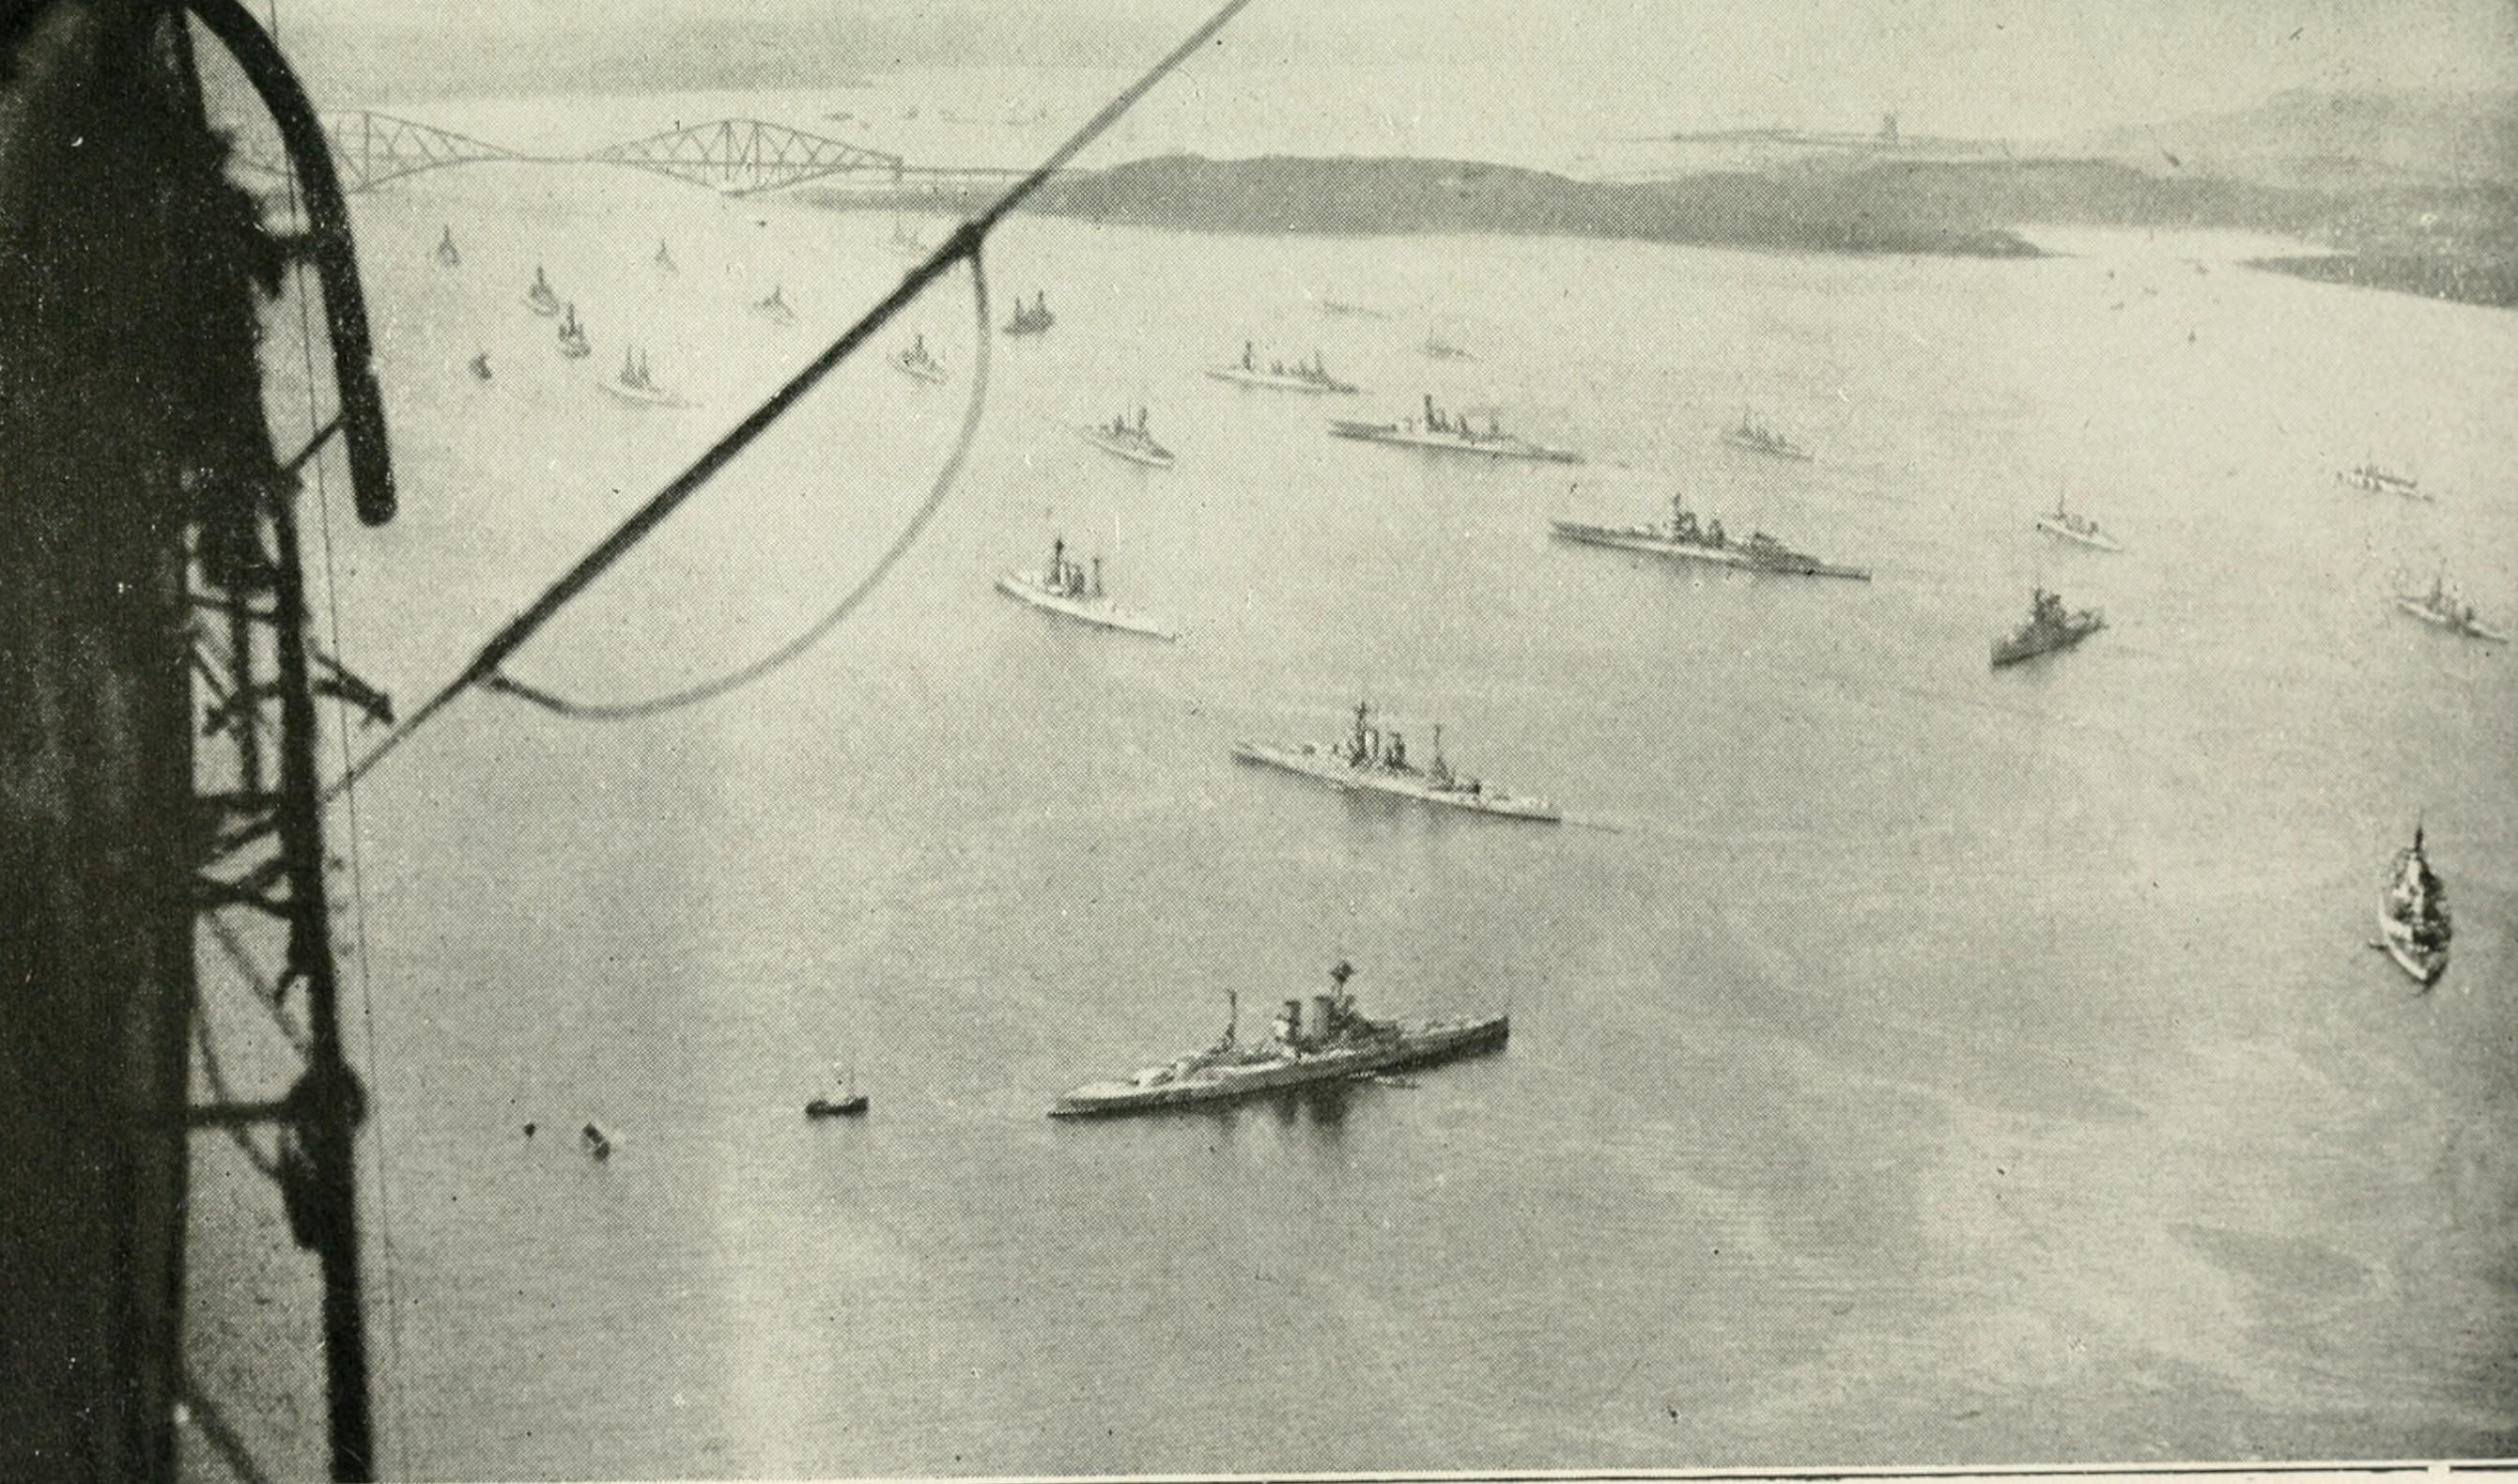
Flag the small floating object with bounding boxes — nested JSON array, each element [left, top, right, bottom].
[[580, 1121, 612, 1160], [468, 351, 492, 382]]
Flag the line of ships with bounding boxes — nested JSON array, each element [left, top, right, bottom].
[[445, 222, 2479, 1115]]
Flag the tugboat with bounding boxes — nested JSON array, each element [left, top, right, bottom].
[[1049, 961, 1509, 1119], [996, 536, 1178, 641], [654, 239, 677, 273], [1004, 290, 1056, 337], [1207, 341, 1359, 395], [1990, 586, 2104, 667], [753, 286, 796, 327], [2036, 489, 2124, 552], [891, 332, 949, 386], [435, 225, 460, 268], [2339, 462, 2427, 500], [467, 351, 492, 383], [524, 265, 563, 317], [1232, 702, 1559, 822], [2376, 824, 2453, 988], [2393, 566, 2508, 643], [1721, 409, 1814, 461], [1329, 394, 1581, 464], [600, 346, 687, 408], [1078, 407, 1173, 469], [1551, 489, 1869, 580], [555, 302, 591, 360]]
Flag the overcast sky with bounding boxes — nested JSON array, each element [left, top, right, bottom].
[[278, 0, 2517, 138]]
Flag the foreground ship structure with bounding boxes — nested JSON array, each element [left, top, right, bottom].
[[1050, 962, 1508, 1118]]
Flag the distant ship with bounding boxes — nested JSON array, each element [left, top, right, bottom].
[[1049, 961, 1509, 1119], [599, 347, 687, 408], [995, 536, 1178, 642], [2394, 567, 2508, 643], [2339, 462, 2426, 500], [524, 265, 563, 317], [2377, 825, 2452, 988], [467, 351, 492, 382], [2036, 490, 2123, 552], [889, 218, 928, 256], [804, 1063, 867, 1119], [1329, 394, 1581, 464], [555, 302, 591, 360], [1721, 410, 1814, 461], [1551, 491, 1869, 580], [1422, 334, 1475, 362], [891, 332, 948, 385], [1207, 342, 1358, 395], [1315, 297, 1386, 320], [654, 239, 676, 274], [752, 286, 796, 327], [1004, 290, 1055, 336], [1233, 702, 1559, 822], [435, 225, 459, 268], [1990, 586, 2104, 667], [1079, 409, 1173, 469]]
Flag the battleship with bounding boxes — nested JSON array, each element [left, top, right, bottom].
[[1721, 410, 1814, 461], [1207, 341, 1359, 394], [995, 536, 1178, 641], [524, 264, 562, 316], [1990, 586, 2104, 667], [2376, 825, 2453, 987], [1551, 490, 1869, 580], [1232, 702, 1559, 822], [753, 285, 796, 327], [1005, 289, 1056, 336], [555, 302, 590, 359], [892, 332, 949, 385], [1329, 394, 1581, 464], [2339, 462, 2426, 499], [1049, 962, 1509, 1118], [2393, 568, 2507, 642], [599, 347, 688, 409], [2036, 490, 2123, 552], [1079, 408, 1174, 469]]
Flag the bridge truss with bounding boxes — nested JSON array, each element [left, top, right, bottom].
[[589, 117, 903, 195]]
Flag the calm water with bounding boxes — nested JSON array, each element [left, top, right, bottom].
[[182, 141, 2518, 1479]]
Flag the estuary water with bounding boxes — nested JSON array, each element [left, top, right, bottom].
[[183, 126, 2518, 1479]]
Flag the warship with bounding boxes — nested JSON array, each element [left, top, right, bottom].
[[599, 347, 687, 408], [2339, 462, 2426, 500], [2393, 567, 2507, 643], [555, 302, 590, 360], [892, 332, 949, 385], [1551, 490, 1869, 580], [1207, 342, 1359, 394], [995, 536, 1178, 641], [1721, 410, 1814, 461], [1991, 587, 2104, 667], [1079, 408, 1174, 469], [2377, 825, 2453, 987], [1005, 290, 1056, 336], [1232, 702, 1559, 822], [1329, 394, 1580, 464], [2036, 490, 2123, 552], [524, 263, 562, 316]]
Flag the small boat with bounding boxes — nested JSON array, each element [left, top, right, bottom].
[[889, 218, 928, 256], [1422, 334, 1475, 362], [467, 351, 492, 382], [1551, 490, 1869, 580], [1329, 394, 1581, 464], [579, 1121, 612, 1160], [2036, 489, 2124, 552], [753, 286, 796, 327], [1991, 586, 2104, 667], [1050, 962, 1508, 1119], [435, 225, 460, 268], [2339, 462, 2427, 500], [2377, 824, 2452, 987], [1206, 342, 1359, 395], [1004, 290, 1056, 337], [1721, 410, 1814, 462], [555, 302, 591, 360], [1233, 703, 1559, 823], [805, 1063, 869, 1119], [525, 265, 563, 317], [891, 333, 949, 385], [2393, 566, 2508, 643], [1316, 298, 1386, 320], [1078, 409, 1174, 469], [995, 536, 1178, 641], [600, 346, 688, 408], [654, 239, 676, 273]]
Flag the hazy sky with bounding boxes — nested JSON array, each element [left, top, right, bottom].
[[281, 0, 2518, 137]]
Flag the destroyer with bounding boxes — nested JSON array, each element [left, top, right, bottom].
[[1079, 408, 1173, 469], [2393, 567, 2507, 643], [1329, 394, 1580, 464], [2377, 825, 2453, 987], [892, 332, 949, 385], [1233, 702, 1558, 822], [1049, 962, 1508, 1118], [1552, 490, 1868, 580], [1991, 587, 2104, 667], [2036, 490, 2123, 552], [995, 536, 1177, 641], [2339, 462, 2426, 500], [1208, 342, 1358, 394], [1722, 410, 1814, 461]]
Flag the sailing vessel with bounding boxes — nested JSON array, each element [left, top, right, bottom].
[[1551, 490, 1869, 580], [2036, 488, 2124, 552], [434, 225, 459, 268], [1206, 341, 1359, 394], [1232, 702, 1559, 822], [2393, 566, 2508, 643], [524, 264, 563, 316], [555, 302, 591, 359], [2377, 825, 2452, 987], [1990, 586, 2104, 667], [1050, 962, 1508, 1118], [1004, 290, 1055, 336], [891, 332, 949, 385], [2339, 462, 2426, 500], [599, 347, 687, 408], [1078, 408, 1174, 469], [752, 286, 796, 327], [1721, 410, 1814, 461], [995, 536, 1178, 641], [1329, 394, 1581, 464]]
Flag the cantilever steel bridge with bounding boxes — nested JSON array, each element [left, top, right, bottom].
[[227, 111, 1029, 197]]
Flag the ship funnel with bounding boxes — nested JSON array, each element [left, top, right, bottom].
[[1312, 995, 1339, 1043], [1278, 998, 1304, 1043]]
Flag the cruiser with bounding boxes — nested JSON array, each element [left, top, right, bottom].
[[555, 302, 591, 360], [1329, 394, 1581, 464], [892, 332, 949, 386], [1552, 490, 1869, 580], [1005, 290, 1056, 336], [600, 346, 687, 408], [1079, 408, 1173, 469], [753, 286, 796, 327], [524, 264, 562, 317], [1049, 962, 1508, 1118], [995, 536, 1178, 641], [1722, 410, 1813, 462], [2036, 489, 2123, 552], [2394, 567, 2507, 643], [1991, 586, 2103, 667], [2377, 825, 2452, 987], [1233, 702, 1559, 822], [1207, 342, 1359, 394], [2339, 463, 2426, 500]]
